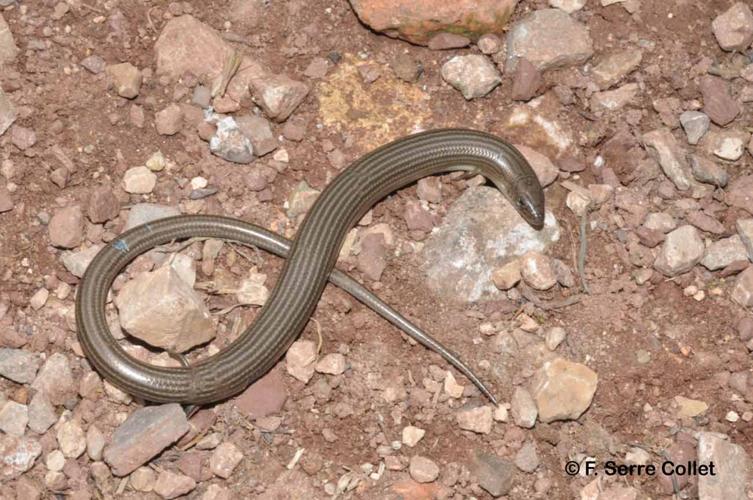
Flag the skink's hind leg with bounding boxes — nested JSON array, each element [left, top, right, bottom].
[[168, 351, 201, 417]]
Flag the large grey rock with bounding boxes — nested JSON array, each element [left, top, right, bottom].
[[115, 264, 215, 353], [506, 9, 593, 72], [697, 433, 750, 500], [103, 404, 189, 476], [422, 186, 559, 302], [654, 225, 705, 276], [0, 348, 42, 384]]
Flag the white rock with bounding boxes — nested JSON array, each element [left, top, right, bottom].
[[531, 358, 598, 423], [57, 419, 86, 458], [456, 405, 493, 434], [441, 55, 501, 100], [0, 401, 28, 436], [315, 353, 347, 375], [443, 371, 464, 398], [402, 426, 426, 447], [285, 340, 317, 383], [654, 225, 705, 276], [123, 166, 157, 194]]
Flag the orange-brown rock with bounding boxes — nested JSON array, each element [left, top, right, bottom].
[[348, 0, 519, 45]]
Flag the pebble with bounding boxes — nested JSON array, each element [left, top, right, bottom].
[[422, 187, 559, 302], [654, 225, 705, 276], [492, 259, 522, 290], [516, 145, 559, 188], [391, 53, 423, 83], [125, 203, 181, 230], [549, 0, 586, 13], [700, 75, 740, 126], [712, 2, 753, 51], [727, 175, 753, 213], [315, 353, 347, 375], [123, 166, 157, 194], [0, 435, 41, 479], [303, 57, 329, 78], [642, 128, 695, 191], [106, 63, 142, 99], [236, 115, 277, 156], [688, 155, 728, 187], [0, 88, 15, 136], [477, 33, 502, 54], [10, 125, 36, 150], [511, 387, 538, 428], [46, 450, 65, 472], [674, 395, 708, 418], [456, 405, 493, 434], [57, 419, 86, 458], [31, 353, 74, 405], [209, 442, 243, 479], [402, 426, 425, 447], [511, 58, 542, 101], [130, 466, 156, 492], [591, 49, 642, 89], [250, 74, 309, 122], [505, 9, 593, 71], [155, 104, 183, 136], [474, 453, 515, 497], [0, 401, 28, 436], [697, 433, 750, 499], [27, 393, 57, 434], [357, 232, 387, 281], [80, 55, 106, 74], [286, 181, 320, 219], [679, 111, 710, 145], [115, 265, 214, 353], [48, 205, 84, 249], [86, 425, 105, 461], [732, 267, 753, 307], [443, 371, 464, 398], [520, 251, 557, 290], [428, 32, 470, 50], [0, 13, 18, 64], [711, 130, 748, 161], [700, 236, 749, 271], [514, 441, 539, 473], [286, 339, 317, 383], [737, 218, 753, 260], [210, 117, 254, 164], [440, 55, 501, 100], [153, 470, 196, 499], [531, 358, 598, 423], [87, 186, 120, 223], [545, 327, 567, 350], [103, 403, 189, 476], [29, 288, 48, 310], [409, 455, 439, 483], [417, 177, 442, 203], [0, 348, 42, 384], [686, 210, 724, 235]]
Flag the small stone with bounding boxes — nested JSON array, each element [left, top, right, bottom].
[[674, 395, 708, 418], [711, 130, 748, 161], [404, 200, 434, 232], [417, 177, 442, 203], [106, 63, 142, 99], [732, 267, 753, 307], [250, 74, 308, 122], [0, 435, 41, 479], [700, 75, 740, 126], [511, 58, 542, 101], [728, 175, 753, 214], [545, 327, 566, 350], [531, 358, 598, 423], [686, 210, 725, 235], [46, 450, 65, 472], [0, 13, 19, 65], [591, 49, 642, 89], [209, 442, 243, 479], [443, 371, 464, 399], [31, 353, 74, 405], [86, 425, 105, 461], [689, 155, 728, 187], [87, 186, 120, 223], [514, 441, 539, 473], [303, 57, 329, 79], [440, 55, 501, 100], [700, 236, 748, 271], [286, 339, 317, 383], [236, 115, 277, 156], [644, 212, 676, 233], [492, 260, 522, 290], [391, 53, 423, 82], [153, 470, 196, 499], [726, 411, 740, 422], [680, 111, 710, 145], [590, 83, 640, 111], [27, 393, 57, 434], [474, 453, 515, 497], [155, 104, 183, 136], [0, 401, 28, 437], [477, 33, 502, 54], [515, 145, 558, 187], [0, 88, 16, 136], [506, 9, 593, 71], [145, 151, 167, 172], [130, 467, 156, 492], [29, 288, 48, 310], [210, 117, 254, 164], [357, 233, 387, 281], [737, 218, 753, 260], [409, 456, 439, 483], [494, 404, 509, 422], [48, 206, 84, 249], [511, 387, 537, 428], [697, 432, 750, 499], [0, 348, 42, 384], [456, 405, 493, 434], [123, 166, 157, 194], [80, 55, 106, 74], [315, 353, 347, 375], [286, 181, 320, 219], [402, 426, 425, 447], [11, 126, 36, 151], [520, 251, 557, 290], [712, 2, 753, 51], [654, 225, 705, 276], [125, 203, 180, 230], [103, 404, 189, 476], [57, 419, 86, 458], [549, 0, 586, 13], [428, 32, 470, 50]]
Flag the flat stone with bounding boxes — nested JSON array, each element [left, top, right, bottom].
[[428, 32, 470, 50], [511, 58, 542, 102], [125, 203, 181, 230], [285, 340, 317, 383], [61, 245, 102, 278], [31, 353, 75, 405], [80, 55, 106, 74], [87, 186, 120, 223], [357, 232, 387, 281], [0, 348, 42, 384], [0, 435, 41, 479], [643, 128, 695, 191], [514, 441, 539, 473], [115, 264, 214, 353], [513, 145, 558, 187], [689, 155, 728, 187], [209, 442, 243, 479], [106, 63, 142, 99], [680, 111, 710, 145], [0, 13, 18, 65], [236, 115, 277, 156], [48, 206, 84, 249], [348, 0, 518, 45], [531, 357, 598, 423], [27, 393, 57, 434], [0, 402, 27, 436], [86, 425, 105, 461], [155, 15, 233, 81], [210, 116, 254, 164], [155, 104, 183, 135], [710, 130, 749, 161], [103, 404, 189, 476], [0, 88, 16, 136], [250, 73, 308, 122], [712, 2, 753, 51], [57, 419, 86, 458], [686, 210, 725, 235], [440, 55, 501, 100], [153, 470, 196, 499], [492, 259, 522, 290], [644, 212, 677, 233], [511, 387, 537, 428], [315, 353, 347, 375], [654, 225, 705, 276], [737, 218, 753, 261], [409, 455, 439, 483], [506, 9, 593, 72], [456, 405, 493, 434], [286, 181, 320, 219], [700, 75, 740, 126], [728, 175, 753, 214], [697, 433, 750, 499], [701, 235, 749, 271], [474, 453, 515, 497], [130, 466, 156, 492], [674, 395, 708, 418], [520, 251, 557, 290], [402, 426, 426, 447], [421, 187, 559, 303], [732, 267, 753, 307], [591, 49, 642, 89]]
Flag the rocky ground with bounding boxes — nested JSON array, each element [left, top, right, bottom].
[[1, 0, 753, 498]]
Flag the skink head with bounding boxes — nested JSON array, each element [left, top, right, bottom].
[[511, 173, 545, 230]]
